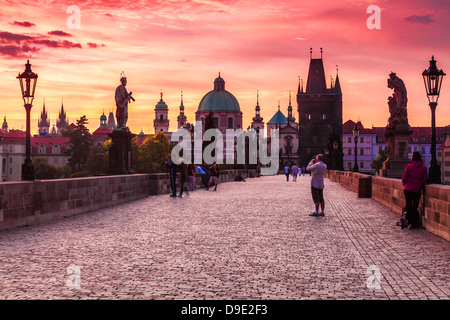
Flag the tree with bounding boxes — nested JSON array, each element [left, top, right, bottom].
[[32, 157, 61, 180], [371, 147, 387, 172], [138, 132, 170, 173], [85, 144, 108, 175], [63, 115, 92, 173]]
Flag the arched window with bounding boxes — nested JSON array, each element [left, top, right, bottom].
[[52, 144, 61, 155], [39, 144, 46, 154], [160, 115, 164, 121]]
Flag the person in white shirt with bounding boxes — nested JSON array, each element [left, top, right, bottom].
[[306, 154, 327, 216]]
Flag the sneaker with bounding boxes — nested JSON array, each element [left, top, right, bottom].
[[170, 194, 176, 198], [177, 194, 182, 198], [319, 212, 325, 216], [309, 212, 319, 217]]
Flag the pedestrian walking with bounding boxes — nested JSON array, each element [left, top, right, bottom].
[[166, 157, 177, 197], [187, 164, 196, 191], [307, 154, 327, 216], [401, 151, 427, 229], [284, 164, 290, 182], [178, 162, 189, 197], [301, 166, 306, 176], [208, 162, 220, 191], [291, 163, 299, 182]]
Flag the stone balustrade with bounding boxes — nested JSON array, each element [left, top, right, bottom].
[[0, 169, 255, 231], [326, 170, 450, 241]]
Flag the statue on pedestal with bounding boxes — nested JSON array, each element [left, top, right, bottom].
[[387, 72, 408, 130], [109, 72, 136, 174], [115, 72, 135, 130], [381, 72, 412, 178]]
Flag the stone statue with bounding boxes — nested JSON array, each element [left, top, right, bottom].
[[387, 72, 408, 130], [115, 73, 134, 130]]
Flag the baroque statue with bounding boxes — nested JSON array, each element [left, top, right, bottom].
[[115, 72, 135, 130], [387, 72, 408, 130]]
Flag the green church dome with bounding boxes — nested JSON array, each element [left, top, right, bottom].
[[197, 74, 241, 113]]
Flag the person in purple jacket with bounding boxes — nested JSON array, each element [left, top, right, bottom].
[[401, 151, 427, 229]]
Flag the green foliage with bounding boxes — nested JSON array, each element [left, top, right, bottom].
[[63, 115, 92, 173], [85, 143, 109, 175], [371, 148, 387, 171], [32, 157, 61, 180], [71, 170, 92, 178], [137, 132, 170, 173]]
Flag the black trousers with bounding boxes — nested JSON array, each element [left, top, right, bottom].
[[404, 189, 422, 228]]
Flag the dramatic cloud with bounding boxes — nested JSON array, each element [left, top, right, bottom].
[[87, 42, 106, 48], [405, 14, 435, 24], [0, 31, 34, 43], [9, 21, 35, 27], [0, 30, 82, 57], [48, 30, 73, 37], [0, 44, 40, 57]]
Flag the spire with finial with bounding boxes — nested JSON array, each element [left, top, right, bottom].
[[177, 90, 187, 128], [334, 64, 341, 93], [287, 91, 295, 123], [252, 90, 263, 123]]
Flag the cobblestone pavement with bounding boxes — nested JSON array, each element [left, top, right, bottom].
[[0, 175, 448, 300]]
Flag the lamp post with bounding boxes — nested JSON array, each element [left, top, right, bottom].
[[333, 140, 338, 170], [422, 56, 446, 184], [17, 60, 38, 181], [353, 123, 360, 172]]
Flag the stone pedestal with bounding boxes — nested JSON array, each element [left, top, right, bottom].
[[380, 124, 412, 178], [108, 129, 136, 175]]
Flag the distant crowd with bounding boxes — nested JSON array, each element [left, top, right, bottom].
[[166, 158, 221, 197]]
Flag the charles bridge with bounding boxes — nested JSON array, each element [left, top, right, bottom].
[[0, 170, 448, 300]]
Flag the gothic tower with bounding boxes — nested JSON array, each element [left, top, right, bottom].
[[38, 98, 50, 136], [297, 48, 343, 168], [56, 98, 68, 135], [107, 109, 117, 131]]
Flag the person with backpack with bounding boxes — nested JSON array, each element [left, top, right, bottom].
[[401, 151, 427, 229]]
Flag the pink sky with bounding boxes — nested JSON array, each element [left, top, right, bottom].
[[0, 0, 449, 135]]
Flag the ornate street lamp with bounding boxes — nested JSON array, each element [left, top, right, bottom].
[[352, 123, 360, 172], [422, 56, 446, 184], [17, 60, 38, 181]]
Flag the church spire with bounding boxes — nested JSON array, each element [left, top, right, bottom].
[[252, 90, 263, 122], [334, 65, 341, 93], [287, 91, 295, 124], [177, 91, 187, 129]]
